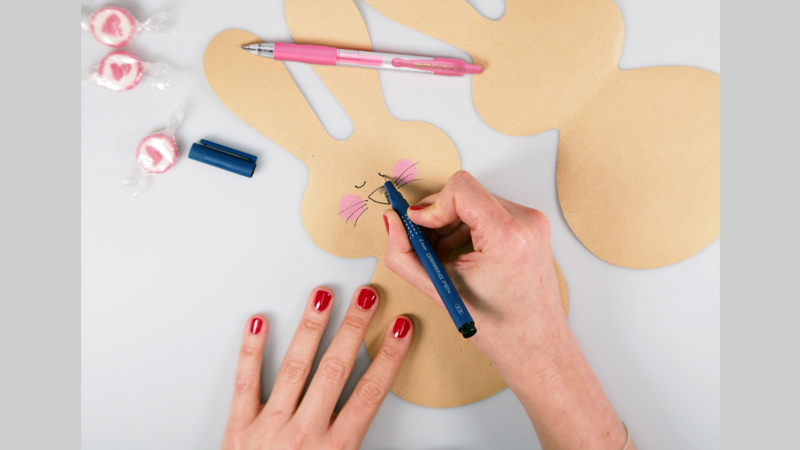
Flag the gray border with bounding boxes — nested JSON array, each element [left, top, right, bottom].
[[723, 1, 798, 449], [4, 2, 77, 449]]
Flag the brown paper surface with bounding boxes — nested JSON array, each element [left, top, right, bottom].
[[367, 0, 720, 269], [203, 0, 568, 407]]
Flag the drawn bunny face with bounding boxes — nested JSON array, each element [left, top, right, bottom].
[[367, 0, 720, 269], [338, 159, 418, 227]]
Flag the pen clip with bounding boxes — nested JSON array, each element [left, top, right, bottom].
[[198, 139, 257, 163]]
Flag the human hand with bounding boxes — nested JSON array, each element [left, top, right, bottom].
[[383, 171, 564, 386], [383, 171, 632, 449], [221, 286, 413, 450]]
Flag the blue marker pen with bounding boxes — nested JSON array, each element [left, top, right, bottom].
[[384, 181, 477, 338]]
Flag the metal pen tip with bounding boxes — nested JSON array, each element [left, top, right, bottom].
[[241, 43, 275, 58]]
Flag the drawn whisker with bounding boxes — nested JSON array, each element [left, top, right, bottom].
[[394, 161, 419, 187], [339, 199, 367, 215], [397, 178, 422, 190], [346, 203, 368, 223], [396, 172, 416, 187], [353, 207, 368, 227]]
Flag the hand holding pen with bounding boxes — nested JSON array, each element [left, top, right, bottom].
[[382, 171, 634, 450]]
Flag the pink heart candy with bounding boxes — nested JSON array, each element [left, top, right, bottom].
[[110, 63, 131, 81], [102, 14, 122, 37], [144, 146, 163, 165]]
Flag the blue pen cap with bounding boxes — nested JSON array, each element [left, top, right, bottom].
[[188, 139, 257, 177]]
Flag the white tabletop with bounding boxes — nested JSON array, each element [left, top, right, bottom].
[[81, 0, 720, 448]]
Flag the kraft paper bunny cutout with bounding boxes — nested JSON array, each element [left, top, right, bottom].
[[366, 0, 720, 269], [203, 0, 569, 407]]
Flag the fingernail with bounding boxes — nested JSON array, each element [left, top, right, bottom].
[[314, 290, 332, 312], [393, 317, 411, 339], [383, 214, 389, 234], [409, 205, 425, 211], [357, 288, 377, 310], [250, 318, 263, 334]]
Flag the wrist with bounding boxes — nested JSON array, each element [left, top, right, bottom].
[[496, 312, 574, 393], [496, 316, 628, 450]]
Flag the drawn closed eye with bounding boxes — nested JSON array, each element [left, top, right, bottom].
[[355, 181, 366, 188]]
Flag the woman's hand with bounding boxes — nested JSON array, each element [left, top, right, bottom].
[[383, 171, 633, 450], [222, 286, 413, 450], [384, 171, 563, 383]]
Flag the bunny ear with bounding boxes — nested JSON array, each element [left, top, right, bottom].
[[203, 29, 330, 163], [286, 0, 372, 51], [365, 0, 492, 61], [285, 0, 391, 127], [367, 0, 625, 136]]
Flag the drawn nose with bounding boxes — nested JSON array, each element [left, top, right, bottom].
[[368, 185, 390, 205]]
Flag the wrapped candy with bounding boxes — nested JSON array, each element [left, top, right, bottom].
[[137, 133, 178, 174], [124, 110, 184, 199], [83, 51, 177, 92], [82, 7, 175, 47]]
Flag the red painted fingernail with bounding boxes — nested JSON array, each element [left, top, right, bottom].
[[314, 290, 332, 312], [393, 317, 410, 339], [409, 205, 425, 211], [357, 288, 377, 310], [383, 214, 389, 234], [250, 318, 263, 334]]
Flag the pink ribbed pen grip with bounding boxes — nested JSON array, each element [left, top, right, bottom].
[[273, 43, 338, 65]]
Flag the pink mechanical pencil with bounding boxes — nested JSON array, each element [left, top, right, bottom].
[[242, 43, 482, 76]]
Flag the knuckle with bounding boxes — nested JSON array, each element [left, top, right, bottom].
[[234, 374, 257, 393], [379, 341, 403, 362], [239, 345, 260, 357], [299, 317, 324, 334], [321, 436, 348, 450], [384, 251, 402, 274], [277, 428, 307, 450], [357, 377, 387, 406], [384, 252, 396, 271], [279, 359, 309, 385], [450, 170, 474, 187], [264, 407, 286, 421], [342, 315, 367, 334], [503, 221, 534, 253], [536, 213, 551, 237], [525, 208, 551, 236], [318, 357, 348, 386]]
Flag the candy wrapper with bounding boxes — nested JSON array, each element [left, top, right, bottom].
[[82, 51, 177, 92], [81, 7, 175, 47], [124, 110, 184, 200]]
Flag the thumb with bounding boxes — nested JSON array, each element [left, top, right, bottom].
[[383, 210, 446, 311]]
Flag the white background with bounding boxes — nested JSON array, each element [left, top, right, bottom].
[[81, 0, 720, 448]]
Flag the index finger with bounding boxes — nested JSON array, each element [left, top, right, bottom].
[[330, 316, 414, 446], [407, 171, 513, 251], [226, 315, 268, 431]]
